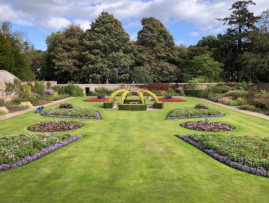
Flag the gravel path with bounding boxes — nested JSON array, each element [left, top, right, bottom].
[[198, 98, 269, 121], [0, 97, 74, 121]]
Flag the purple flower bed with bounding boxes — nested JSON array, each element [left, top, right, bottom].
[[41, 110, 102, 120], [0, 135, 84, 172], [180, 120, 235, 132], [167, 113, 225, 120], [178, 135, 268, 177]]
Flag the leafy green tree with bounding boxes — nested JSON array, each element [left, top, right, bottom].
[[217, 0, 260, 81], [82, 12, 133, 84], [0, 22, 35, 81], [136, 17, 180, 82], [132, 66, 153, 83], [46, 25, 84, 83], [183, 53, 223, 82]]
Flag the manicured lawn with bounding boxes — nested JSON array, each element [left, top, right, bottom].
[[0, 96, 269, 202]]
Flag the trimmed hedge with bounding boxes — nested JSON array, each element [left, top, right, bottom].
[[124, 99, 144, 104], [184, 90, 203, 97], [153, 102, 164, 109], [118, 104, 147, 111], [104, 102, 113, 109]]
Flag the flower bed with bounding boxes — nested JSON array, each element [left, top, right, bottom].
[[28, 120, 85, 132], [84, 98, 117, 102], [167, 107, 224, 120], [180, 120, 235, 132], [178, 134, 269, 177], [152, 98, 185, 102], [0, 133, 84, 172], [41, 108, 101, 119]]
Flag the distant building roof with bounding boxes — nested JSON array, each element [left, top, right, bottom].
[[0, 70, 20, 90]]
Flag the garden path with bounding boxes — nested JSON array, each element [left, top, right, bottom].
[[0, 97, 74, 121], [198, 98, 269, 121]]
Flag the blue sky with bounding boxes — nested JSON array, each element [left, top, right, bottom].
[[1, 0, 268, 51]]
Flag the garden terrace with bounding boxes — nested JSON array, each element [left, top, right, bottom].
[[0, 96, 269, 202]]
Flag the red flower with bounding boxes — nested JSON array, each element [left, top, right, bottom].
[[84, 98, 117, 102]]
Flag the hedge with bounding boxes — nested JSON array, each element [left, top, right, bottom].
[[124, 99, 144, 104], [184, 90, 203, 97], [153, 102, 164, 109], [118, 104, 147, 111], [104, 102, 113, 109]]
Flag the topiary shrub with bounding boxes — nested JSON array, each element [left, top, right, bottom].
[[184, 90, 203, 97], [104, 102, 113, 109], [124, 99, 144, 104], [153, 102, 163, 109], [118, 104, 147, 111]]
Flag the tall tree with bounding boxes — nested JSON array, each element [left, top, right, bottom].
[[136, 17, 180, 82], [46, 25, 84, 83], [82, 12, 133, 84], [0, 22, 35, 81], [217, 0, 259, 81]]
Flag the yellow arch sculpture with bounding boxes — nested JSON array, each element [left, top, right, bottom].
[[109, 89, 127, 102], [121, 90, 130, 104], [140, 89, 160, 103], [136, 90, 145, 104]]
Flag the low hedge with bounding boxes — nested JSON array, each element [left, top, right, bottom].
[[118, 104, 147, 111], [104, 102, 113, 109], [153, 102, 164, 109], [124, 99, 144, 104], [184, 90, 203, 97]]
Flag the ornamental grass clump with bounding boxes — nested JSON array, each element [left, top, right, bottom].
[[27, 120, 85, 132], [41, 107, 101, 119], [178, 134, 269, 177], [180, 120, 235, 132], [167, 107, 224, 120], [0, 133, 84, 172], [0, 107, 9, 115], [19, 101, 33, 108]]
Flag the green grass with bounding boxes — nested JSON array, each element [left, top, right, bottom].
[[0, 96, 269, 202]]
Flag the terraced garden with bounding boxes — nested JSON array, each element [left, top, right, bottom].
[[0, 96, 269, 202]]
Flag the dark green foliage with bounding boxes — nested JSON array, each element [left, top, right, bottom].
[[94, 87, 110, 95], [184, 90, 203, 97], [153, 102, 163, 109], [0, 22, 35, 81], [64, 83, 84, 96], [118, 104, 147, 111], [32, 82, 45, 96], [103, 102, 113, 109], [82, 12, 133, 84], [136, 17, 180, 82], [0, 99, 4, 106], [225, 90, 248, 98], [124, 99, 144, 104], [52, 86, 65, 95], [131, 66, 152, 83]]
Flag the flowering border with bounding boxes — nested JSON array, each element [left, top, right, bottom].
[[84, 98, 117, 102], [167, 112, 225, 120], [0, 135, 85, 173], [41, 110, 102, 120], [178, 135, 268, 177]]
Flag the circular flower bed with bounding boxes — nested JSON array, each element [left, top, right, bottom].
[[180, 120, 235, 132], [28, 120, 85, 132], [152, 98, 185, 102], [84, 98, 117, 102]]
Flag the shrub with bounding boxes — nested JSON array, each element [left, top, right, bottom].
[[124, 99, 144, 104], [94, 87, 110, 95], [195, 104, 209, 109], [118, 104, 147, 111], [22, 85, 32, 100], [104, 102, 113, 109], [218, 96, 232, 104], [211, 95, 225, 102], [59, 103, 73, 109], [164, 95, 172, 99], [47, 82, 51, 89], [97, 94, 105, 99], [159, 90, 167, 96], [239, 105, 256, 111], [0, 99, 4, 107], [29, 97, 41, 106], [211, 84, 231, 93], [64, 83, 84, 96], [32, 82, 46, 96], [11, 97, 22, 105], [19, 102, 33, 108], [236, 97, 248, 105], [0, 107, 9, 115], [225, 90, 248, 99], [52, 91, 58, 97], [184, 90, 203, 97], [153, 102, 163, 109], [52, 86, 65, 95], [225, 100, 239, 106], [152, 90, 160, 96]]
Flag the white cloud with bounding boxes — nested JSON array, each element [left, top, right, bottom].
[[47, 17, 71, 30], [73, 19, 91, 30], [189, 32, 200, 37]]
